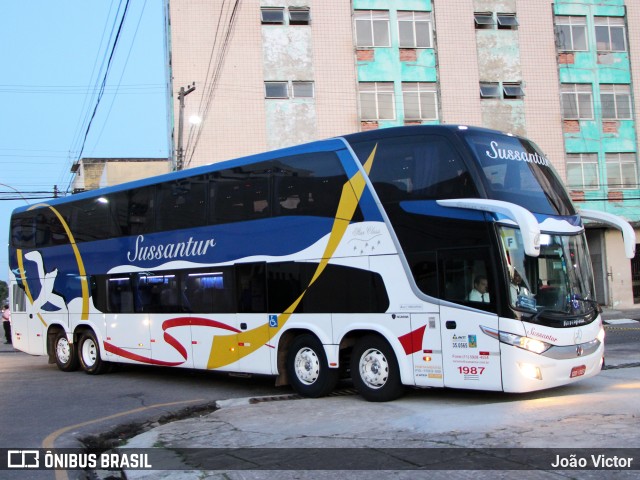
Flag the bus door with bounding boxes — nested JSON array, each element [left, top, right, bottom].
[[410, 313, 445, 387], [9, 282, 41, 355], [438, 248, 502, 390], [439, 306, 502, 390]]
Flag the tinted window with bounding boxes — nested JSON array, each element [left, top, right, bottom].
[[211, 163, 271, 225], [351, 135, 478, 203], [111, 186, 157, 236], [184, 268, 235, 313], [236, 263, 267, 313], [64, 197, 114, 242], [156, 176, 208, 231], [11, 207, 69, 248], [273, 152, 349, 219], [11, 212, 36, 248], [465, 132, 575, 216], [267, 262, 389, 313]]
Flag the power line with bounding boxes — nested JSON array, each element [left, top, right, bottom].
[[73, 0, 132, 170]]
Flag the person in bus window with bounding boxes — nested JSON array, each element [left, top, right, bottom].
[[510, 269, 530, 303], [468, 275, 490, 303]]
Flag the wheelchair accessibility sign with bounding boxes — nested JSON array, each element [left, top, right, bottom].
[[269, 314, 278, 327]]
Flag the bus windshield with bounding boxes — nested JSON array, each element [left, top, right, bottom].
[[464, 131, 575, 216], [500, 226, 596, 316]]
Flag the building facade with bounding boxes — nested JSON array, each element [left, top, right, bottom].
[[167, 0, 640, 308]]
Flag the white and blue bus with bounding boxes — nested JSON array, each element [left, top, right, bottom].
[[8, 125, 635, 401]]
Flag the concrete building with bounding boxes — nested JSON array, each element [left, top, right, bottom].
[[70, 157, 170, 193], [166, 0, 640, 308]]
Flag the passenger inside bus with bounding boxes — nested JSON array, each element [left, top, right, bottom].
[[468, 275, 490, 303]]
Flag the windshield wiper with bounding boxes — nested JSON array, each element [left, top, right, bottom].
[[569, 294, 602, 313]]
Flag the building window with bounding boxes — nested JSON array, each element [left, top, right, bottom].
[[261, 7, 285, 25], [503, 82, 524, 99], [496, 13, 518, 29], [355, 10, 390, 47], [265, 81, 315, 99], [359, 82, 395, 120], [555, 16, 587, 51], [474, 12, 495, 29], [289, 7, 310, 26], [595, 17, 627, 52], [265, 82, 289, 98], [292, 81, 314, 98], [402, 82, 437, 120], [480, 82, 500, 98], [398, 11, 432, 48], [561, 84, 593, 120], [606, 153, 637, 189], [566, 153, 599, 190], [600, 84, 632, 120]]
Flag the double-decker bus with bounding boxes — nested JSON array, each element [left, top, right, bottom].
[[8, 125, 635, 402]]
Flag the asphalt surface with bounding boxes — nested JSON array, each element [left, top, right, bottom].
[[2, 308, 638, 479]]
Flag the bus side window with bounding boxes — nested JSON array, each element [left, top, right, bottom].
[[11, 212, 36, 248], [12, 284, 27, 312], [101, 276, 134, 313], [273, 152, 349, 219], [440, 248, 495, 311], [236, 263, 267, 313], [210, 163, 271, 225], [156, 176, 208, 231], [183, 268, 235, 313]]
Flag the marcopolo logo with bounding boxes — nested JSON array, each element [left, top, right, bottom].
[[7, 450, 39, 468]]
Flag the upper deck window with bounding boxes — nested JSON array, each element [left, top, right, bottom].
[[350, 134, 478, 203], [464, 132, 575, 216]]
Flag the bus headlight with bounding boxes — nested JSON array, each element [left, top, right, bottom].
[[499, 331, 551, 354], [481, 326, 552, 354]]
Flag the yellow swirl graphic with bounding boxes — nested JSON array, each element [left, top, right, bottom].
[[16, 204, 89, 323], [207, 145, 377, 369]]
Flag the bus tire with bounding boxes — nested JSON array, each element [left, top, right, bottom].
[[286, 334, 339, 398], [78, 331, 110, 375], [53, 330, 78, 372], [351, 335, 404, 402]]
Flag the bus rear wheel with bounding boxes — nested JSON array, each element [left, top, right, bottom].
[[78, 331, 110, 375], [286, 334, 339, 398], [351, 335, 404, 402], [53, 330, 78, 372]]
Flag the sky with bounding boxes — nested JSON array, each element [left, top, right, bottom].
[[0, 0, 170, 282]]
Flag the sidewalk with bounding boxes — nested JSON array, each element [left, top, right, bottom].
[[601, 306, 640, 322]]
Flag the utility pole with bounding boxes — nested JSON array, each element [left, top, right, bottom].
[[176, 82, 196, 171]]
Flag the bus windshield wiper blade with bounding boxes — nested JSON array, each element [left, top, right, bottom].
[[569, 294, 602, 313]]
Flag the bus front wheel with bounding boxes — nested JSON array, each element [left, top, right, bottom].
[[53, 330, 78, 372], [286, 334, 339, 398], [351, 335, 404, 402], [78, 331, 109, 375]]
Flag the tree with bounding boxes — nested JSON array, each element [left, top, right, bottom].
[[0, 280, 8, 306]]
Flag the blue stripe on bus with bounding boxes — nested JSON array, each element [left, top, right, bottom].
[[400, 200, 487, 221]]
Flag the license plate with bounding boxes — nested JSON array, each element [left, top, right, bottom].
[[570, 365, 586, 378]]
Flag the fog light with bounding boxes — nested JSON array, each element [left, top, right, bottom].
[[518, 362, 542, 380]]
